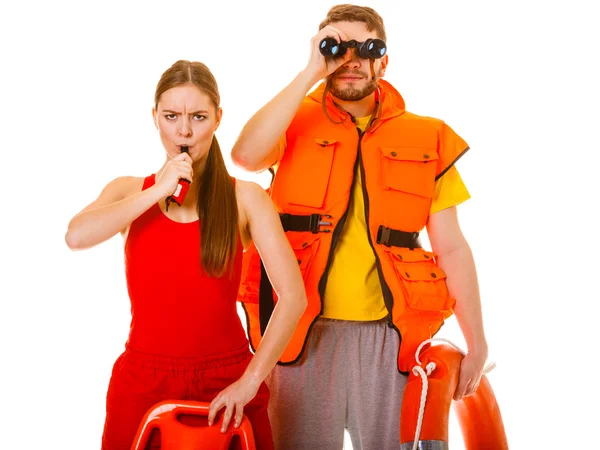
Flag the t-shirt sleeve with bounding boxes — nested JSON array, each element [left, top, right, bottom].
[[436, 121, 469, 181], [429, 165, 471, 215]]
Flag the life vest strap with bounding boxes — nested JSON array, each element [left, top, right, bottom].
[[377, 225, 421, 249], [280, 213, 332, 234]]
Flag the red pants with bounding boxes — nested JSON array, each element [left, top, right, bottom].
[[101, 344, 273, 450]]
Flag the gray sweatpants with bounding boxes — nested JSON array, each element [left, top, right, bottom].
[[266, 317, 408, 450]]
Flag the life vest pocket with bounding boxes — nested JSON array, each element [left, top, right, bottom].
[[287, 138, 337, 208], [287, 232, 321, 283], [379, 147, 438, 198], [238, 234, 321, 304], [386, 247, 453, 311]]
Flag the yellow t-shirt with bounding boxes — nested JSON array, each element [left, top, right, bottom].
[[320, 116, 470, 320]]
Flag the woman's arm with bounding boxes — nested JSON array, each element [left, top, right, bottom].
[[208, 181, 307, 431], [65, 152, 193, 250], [65, 176, 161, 250]]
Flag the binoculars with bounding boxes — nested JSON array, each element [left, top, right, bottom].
[[319, 37, 387, 59]]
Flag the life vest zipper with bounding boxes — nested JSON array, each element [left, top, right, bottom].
[[357, 127, 404, 354], [316, 130, 362, 310]]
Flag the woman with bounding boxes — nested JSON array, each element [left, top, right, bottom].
[[65, 60, 307, 449]]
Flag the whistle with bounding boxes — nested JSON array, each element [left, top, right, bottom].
[[165, 146, 191, 211]]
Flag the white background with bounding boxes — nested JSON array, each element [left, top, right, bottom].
[[1, 0, 599, 449]]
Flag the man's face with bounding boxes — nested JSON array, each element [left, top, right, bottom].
[[327, 21, 388, 102]]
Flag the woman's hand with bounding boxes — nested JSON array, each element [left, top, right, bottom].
[[207, 375, 261, 433], [154, 152, 194, 198]]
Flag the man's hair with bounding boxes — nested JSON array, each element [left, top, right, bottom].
[[318, 4, 386, 42]]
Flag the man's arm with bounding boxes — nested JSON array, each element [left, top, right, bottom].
[[427, 206, 488, 400], [231, 25, 351, 173], [231, 70, 317, 173]]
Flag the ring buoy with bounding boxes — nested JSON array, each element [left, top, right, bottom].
[[400, 342, 509, 449], [131, 400, 256, 450]]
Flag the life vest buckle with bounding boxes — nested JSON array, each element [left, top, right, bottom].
[[376, 225, 420, 249], [280, 213, 333, 234], [309, 213, 332, 233], [378, 226, 392, 246]]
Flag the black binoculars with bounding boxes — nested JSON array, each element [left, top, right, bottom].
[[319, 37, 387, 59]]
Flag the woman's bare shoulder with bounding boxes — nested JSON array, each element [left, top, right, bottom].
[[235, 179, 272, 209], [106, 175, 147, 199]]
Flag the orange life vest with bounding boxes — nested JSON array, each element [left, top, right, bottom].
[[239, 79, 469, 373]]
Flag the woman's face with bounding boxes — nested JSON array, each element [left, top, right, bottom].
[[153, 84, 222, 162]]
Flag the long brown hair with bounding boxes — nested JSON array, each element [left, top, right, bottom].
[[154, 60, 238, 278]]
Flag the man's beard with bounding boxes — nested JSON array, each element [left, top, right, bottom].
[[328, 70, 379, 101]]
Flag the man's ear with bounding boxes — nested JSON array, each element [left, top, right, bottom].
[[379, 54, 388, 78]]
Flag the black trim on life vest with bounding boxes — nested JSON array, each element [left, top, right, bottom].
[[259, 260, 274, 335], [435, 146, 470, 181], [316, 130, 361, 304], [357, 127, 408, 373]]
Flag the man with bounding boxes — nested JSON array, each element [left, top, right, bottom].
[[232, 5, 489, 449]]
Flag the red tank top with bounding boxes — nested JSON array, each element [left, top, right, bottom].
[[124, 174, 248, 358]]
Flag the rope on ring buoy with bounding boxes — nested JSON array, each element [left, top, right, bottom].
[[410, 338, 496, 450]]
